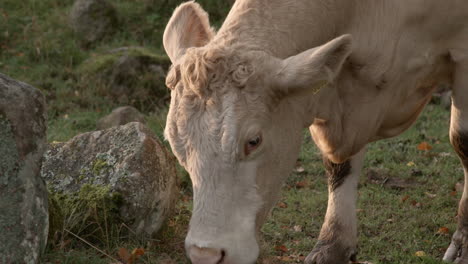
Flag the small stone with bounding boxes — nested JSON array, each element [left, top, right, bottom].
[[69, 0, 118, 46], [440, 90, 452, 110], [41, 122, 178, 237], [107, 55, 167, 106], [97, 106, 146, 130], [0, 73, 49, 264]]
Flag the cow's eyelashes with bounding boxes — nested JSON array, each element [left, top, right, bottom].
[[245, 134, 262, 156]]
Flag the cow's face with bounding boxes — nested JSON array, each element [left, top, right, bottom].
[[164, 46, 286, 263], [163, 3, 352, 264]]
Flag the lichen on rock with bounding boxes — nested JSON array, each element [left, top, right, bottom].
[[42, 122, 178, 241], [0, 117, 19, 184], [0, 73, 49, 264]]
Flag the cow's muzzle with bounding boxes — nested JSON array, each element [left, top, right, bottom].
[[188, 245, 225, 264]]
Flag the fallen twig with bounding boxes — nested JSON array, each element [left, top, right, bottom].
[[64, 228, 122, 263]]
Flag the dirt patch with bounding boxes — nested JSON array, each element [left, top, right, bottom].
[[366, 168, 417, 190]]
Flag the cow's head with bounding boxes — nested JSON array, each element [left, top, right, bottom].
[[163, 2, 352, 263]]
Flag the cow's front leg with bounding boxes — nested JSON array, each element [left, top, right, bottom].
[[305, 149, 366, 264], [444, 59, 468, 264]]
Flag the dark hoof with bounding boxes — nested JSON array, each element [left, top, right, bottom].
[[304, 240, 357, 264], [444, 230, 468, 263]]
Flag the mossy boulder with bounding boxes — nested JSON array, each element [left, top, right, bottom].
[[41, 122, 178, 240], [97, 106, 146, 130], [78, 47, 171, 111], [70, 0, 119, 46], [0, 73, 49, 264]]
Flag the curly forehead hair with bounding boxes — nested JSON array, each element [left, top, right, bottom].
[[166, 44, 255, 99]]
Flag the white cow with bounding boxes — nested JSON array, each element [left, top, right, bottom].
[[162, 0, 468, 263]]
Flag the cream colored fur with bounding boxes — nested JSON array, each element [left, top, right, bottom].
[[163, 1, 468, 263]]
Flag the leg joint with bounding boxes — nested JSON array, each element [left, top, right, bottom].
[[323, 157, 351, 191], [451, 130, 468, 160]]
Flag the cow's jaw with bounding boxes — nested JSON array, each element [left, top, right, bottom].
[[185, 160, 262, 264]]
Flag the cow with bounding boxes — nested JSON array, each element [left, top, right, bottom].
[[162, 0, 468, 263]]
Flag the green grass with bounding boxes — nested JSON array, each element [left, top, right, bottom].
[[41, 103, 459, 263], [262, 103, 457, 264], [1, 0, 462, 263]]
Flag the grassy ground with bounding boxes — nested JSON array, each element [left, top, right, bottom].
[[1, 0, 462, 263]]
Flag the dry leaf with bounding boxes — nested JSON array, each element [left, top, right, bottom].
[[414, 251, 426, 257], [278, 256, 293, 261], [117, 247, 145, 264], [437, 227, 450, 235], [295, 181, 308, 188], [118, 248, 130, 262], [417, 142, 432, 151], [275, 245, 288, 253], [277, 202, 288, 208], [132, 248, 145, 256], [401, 195, 410, 202], [425, 192, 436, 198]]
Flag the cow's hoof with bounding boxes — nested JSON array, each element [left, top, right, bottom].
[[443, 230, 468, 263], [304, 240, 357, 264]]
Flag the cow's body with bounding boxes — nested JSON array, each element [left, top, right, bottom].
[[163, 1, 468, 263], [221, 0, 465, 162]]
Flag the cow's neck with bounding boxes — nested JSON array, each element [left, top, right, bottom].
[[214, 0, 351, 58]]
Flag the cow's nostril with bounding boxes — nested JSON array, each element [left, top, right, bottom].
[[188, 245, 224, 264]]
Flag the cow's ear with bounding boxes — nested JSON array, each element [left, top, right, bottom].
[[163, 1, 215, 63], [273, 34, 352, 93]]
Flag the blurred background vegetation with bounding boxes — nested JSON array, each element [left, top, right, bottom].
[[0, 0, 232, 141]]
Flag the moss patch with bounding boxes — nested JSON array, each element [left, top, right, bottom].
[[48, 184, 124, 249], [76, 47, 171, 111], [78, 47, 169, 75], [91, 158, 110, 175]]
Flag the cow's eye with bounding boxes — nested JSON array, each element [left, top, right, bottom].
[[245, 134, 262, 156]]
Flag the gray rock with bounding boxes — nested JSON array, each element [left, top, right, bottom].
[[78, 47, 170, 110], [41, 122, 178, 237], [70, 0, 118, 46], [108, 54, 167, 106], [0, 73, 49, 264], [97, 106, 146, 130]]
